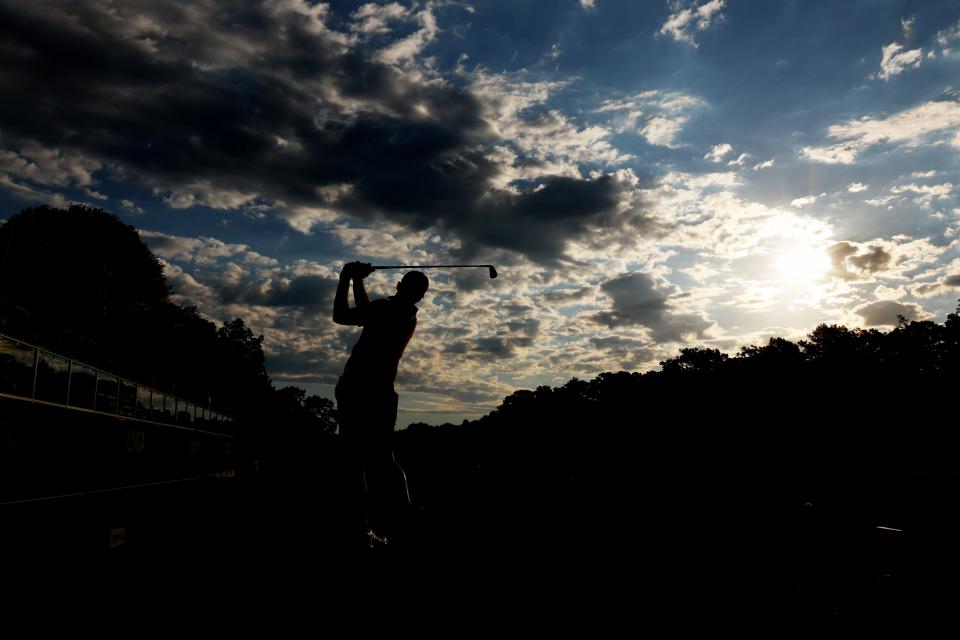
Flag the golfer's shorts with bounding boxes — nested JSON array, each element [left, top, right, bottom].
[[335, 378, 399, 449]]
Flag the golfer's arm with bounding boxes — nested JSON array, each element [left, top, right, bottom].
[[353, 276, 370, 310], [333, 274, 360, 325]]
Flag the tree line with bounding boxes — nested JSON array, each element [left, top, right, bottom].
[[400, 304, 960, 481]]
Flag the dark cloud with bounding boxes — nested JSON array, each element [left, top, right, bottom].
[[506, 317, 541, 338], [0, 1, 648, 265], [267, 345, 343, 385], [828, 242, 893, 280], [912, 282, 942, 296], [475, 337, 523, 357], [848, 245, 892, 273], [914, 274, 960, 297], [450, 269, 498, 293], [590, 272, 711, 342], [419, 325, 472, 340], [443, 333, 536, 361], [441, 307, 539, 359], [827, 242, 859, 280], [216, 273, 337, 309], [450, 175, 646, 265], [140, 233, 188, 256], [266, 275, 338, 308], [589, 335, 657, 369], [542, 286, 592, 304], [442, 341, 471, 355], [855, 300, 924, 326]]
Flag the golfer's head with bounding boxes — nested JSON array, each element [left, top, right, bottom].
[[397, 270, 429, 303]]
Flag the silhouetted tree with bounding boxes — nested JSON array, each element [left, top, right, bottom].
[[398, 299, 960, 486], [0, 205, 169, 367], [660, 347, 728, 375], [303, 395, 338, 435]]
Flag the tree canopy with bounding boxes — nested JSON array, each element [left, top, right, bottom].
[[400, 302, 960, 478]]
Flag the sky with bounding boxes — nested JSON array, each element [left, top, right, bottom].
[[1, 0, 959, 426]]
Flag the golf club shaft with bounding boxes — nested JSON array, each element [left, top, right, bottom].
[[372, 263, 497, 278], [372, 264, 491, 269]]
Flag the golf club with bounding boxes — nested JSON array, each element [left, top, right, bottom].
[[372, 264, 498, 279]]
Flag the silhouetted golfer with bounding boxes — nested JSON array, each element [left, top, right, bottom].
[[333, 261, 429, 548]]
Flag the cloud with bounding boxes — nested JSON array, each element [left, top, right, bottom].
[[445, 334, 535, 361], [659, 0, 726, 48], [855, 300, 927, 326], [935, 20, 960, 56], [159, 181, 259, 210], [752, 158, 774, 170], [328, 221, 447, 260], [889, 182, 954, 207], [901, 16, 915, 40], [464, 72, 634, 178], [0, 173, 68, 208], [0, 0, 652, 267], [870, 16, 924, 81], [261, 345, 344, 386], [597, 90, 705, 148], [790, 195, 818, 208], [864, 194, 896, 208], [912, 274, 960, 297], [801, 97, 960, 164], [350, 3, 410, 36], [439, 301, 540, 362], [140, 228, 279, 267], [828, 241, 892, 280], [826, 236, 944, 285], [727, 153, 749, 166], [911, 282, 941, 297], [464, 174, 653, 265], [703, 143, 732, 162], [588, 336, 658, 370], [120, 199, 144, 214], [259, 274, 339, 308], [650, 181, 836, 276], [641, 116, 685, 147], [848, 245, 892, 273], [847, 182, 869, 193], [159, 259, 214, 302], [801, 145, 859, 165], [542, 286, 592, 304], [579, 0, 596, 10], [590, 272, 712, 342], [375, 4, 438, 65], [873, 42, 924, 81], [0, 144, 101, 187]]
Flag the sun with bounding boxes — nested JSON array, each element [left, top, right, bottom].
[[773, 245, 831, 283]]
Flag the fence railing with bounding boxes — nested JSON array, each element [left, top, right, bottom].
[[0, 332, 233, 432]]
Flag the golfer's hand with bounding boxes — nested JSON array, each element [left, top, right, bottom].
[[343, 261, 374, 279]]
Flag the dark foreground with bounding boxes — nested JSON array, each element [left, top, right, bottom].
[[5, 454, 960, 626]]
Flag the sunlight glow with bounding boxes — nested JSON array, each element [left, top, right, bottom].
[[773, 245, 830, 283]]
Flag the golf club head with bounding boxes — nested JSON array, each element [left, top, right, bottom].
[[488, 265, 498, 279]]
